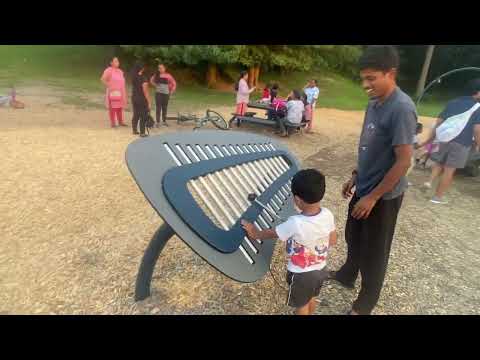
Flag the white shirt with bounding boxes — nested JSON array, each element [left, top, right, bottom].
[[275, 208, 335, 273], [304, 86, 320, 105]]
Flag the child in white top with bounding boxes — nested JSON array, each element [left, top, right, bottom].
[[242, 169, 337, 315]]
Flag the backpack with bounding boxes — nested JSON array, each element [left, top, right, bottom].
[[435, 103, 480, 143]]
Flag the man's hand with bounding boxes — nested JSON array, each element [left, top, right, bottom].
[[342, 176, 356, 199], [241, 220, 258, 240], [351, 195, 377, 220]]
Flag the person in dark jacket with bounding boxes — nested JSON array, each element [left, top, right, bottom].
[[130, 62, 151, 137]]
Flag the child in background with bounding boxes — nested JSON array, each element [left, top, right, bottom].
[[407, 122, 424, 184], [270, 83, 279, 103], [242, 169, 337, 315], [261, 83, 271, 102], [302, 92, 313, 130], [416, 123, 440, 169]]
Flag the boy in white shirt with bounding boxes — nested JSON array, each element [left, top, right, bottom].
[[242, 169, 337, 315]]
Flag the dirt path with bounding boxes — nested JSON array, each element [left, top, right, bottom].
[[1, 89, 479, 315]]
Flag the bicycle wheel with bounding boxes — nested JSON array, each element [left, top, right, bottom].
[[206, 109, 229, 130]]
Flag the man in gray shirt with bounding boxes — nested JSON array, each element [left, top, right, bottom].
[[329, 46, 417, 315]]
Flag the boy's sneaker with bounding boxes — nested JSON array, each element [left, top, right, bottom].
[[327, 271, 355, 289], [430, 196, 448, 204], [423, 182, 432, 189]]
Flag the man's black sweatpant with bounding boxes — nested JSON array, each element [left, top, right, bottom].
[[335, 193, 404, 315]]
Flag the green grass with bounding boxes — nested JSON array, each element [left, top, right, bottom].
[[0, 45, 447, 116], [0, 45, 110, 92]]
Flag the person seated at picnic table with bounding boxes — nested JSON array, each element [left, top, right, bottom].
[[235, 70, 256, 116], [267, 96, 287, 122], [260, 83, 271, 102], [276, 89, 305, 137], [270, 83, 279, 103]]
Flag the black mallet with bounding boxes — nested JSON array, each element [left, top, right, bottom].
[[248, 193, 284, 221]]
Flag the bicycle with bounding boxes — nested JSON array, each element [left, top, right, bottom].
[[174, 109, 229, 130]]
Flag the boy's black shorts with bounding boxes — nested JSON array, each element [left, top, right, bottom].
[[286, 269, 328, 308]]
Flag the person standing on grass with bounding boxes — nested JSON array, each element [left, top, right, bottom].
[[417, 79, 480, 204], [150, 63, 176, 127], [130, 62, 151, 138], [235, 70, 256, 116], [101, 57, 127, 128], [328, 46, 416, 315], [303, 79, 319, 132]]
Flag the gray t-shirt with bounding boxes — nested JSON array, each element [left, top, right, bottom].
[[356, 87, 417, 200], [286, 100, 305, 124]]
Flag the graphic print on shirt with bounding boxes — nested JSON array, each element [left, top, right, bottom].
[[155, 77, 170, 94], [286, 238, 328, 269], [360, 121, 377, 153]]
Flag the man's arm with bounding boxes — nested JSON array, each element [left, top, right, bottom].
[[352, 144, 413, 219], [474, 124, 480, 151]]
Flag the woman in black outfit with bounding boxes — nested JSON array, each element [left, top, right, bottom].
[[130, 62, 151, 137]]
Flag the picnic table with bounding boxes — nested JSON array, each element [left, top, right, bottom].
[[247, 101, 273, 112], [228, 100, 307, 137]]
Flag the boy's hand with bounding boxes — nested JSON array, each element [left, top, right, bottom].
[[241, 220, 258, 240]]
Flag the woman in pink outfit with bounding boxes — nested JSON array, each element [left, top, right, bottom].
[[101, 57, 127, 128], [235, 70, 256, 116]]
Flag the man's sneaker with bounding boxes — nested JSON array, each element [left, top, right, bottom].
[[162, 122, 169, 127], [408, 182, 413, 186], [155, 123, 160, 128], [430, 196, 448, 204], [423, 182, 432, 189]]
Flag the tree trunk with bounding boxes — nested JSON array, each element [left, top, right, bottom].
[[253, 65, 261, 87], [206, 63, 217, 88], [248, 66, 255, 88], [416, 45, 435, 99]]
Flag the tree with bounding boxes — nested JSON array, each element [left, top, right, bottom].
[[415, 45, 435, 99], [120, 45, 363, 88], [120, 45, 243, 87]]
